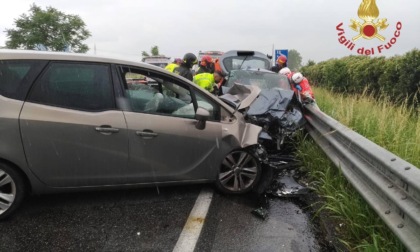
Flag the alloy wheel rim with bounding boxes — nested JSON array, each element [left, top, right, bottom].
[[0, 169, 16, 214], [219, 151, 258, 192]]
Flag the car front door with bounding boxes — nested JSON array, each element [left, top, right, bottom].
[[118, 66, 223, 183], [20, 62, 128, 187]]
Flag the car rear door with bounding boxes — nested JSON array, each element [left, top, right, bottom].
[[20, 62, 128, 187]]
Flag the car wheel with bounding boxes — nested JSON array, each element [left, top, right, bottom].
[[0, 164, 26, 220], [216, 149, 261, 194]]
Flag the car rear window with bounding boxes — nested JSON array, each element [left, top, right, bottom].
[[28, 62, 115, 111], [222, 56, 270, 72], [0, 60, 47, 100]]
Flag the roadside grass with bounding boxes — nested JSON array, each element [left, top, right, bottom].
[[296, 87, 419, 251], [314, 87, 420, 167]]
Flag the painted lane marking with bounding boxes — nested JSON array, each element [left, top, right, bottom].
[[173, 188, 213, 252]]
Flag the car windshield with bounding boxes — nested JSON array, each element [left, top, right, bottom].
[[226, 70, 291, 90]]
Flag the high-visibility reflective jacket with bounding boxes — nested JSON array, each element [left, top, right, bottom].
[[296, 78, 314, 99], [214, 59, 222, 73], [286, 73, 315, 100], [193, 72, 215, 92], [165, 63, 179, 73]]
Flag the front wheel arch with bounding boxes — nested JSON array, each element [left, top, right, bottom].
[[0, 162, 28, 220], [0, 158, 31, 194]]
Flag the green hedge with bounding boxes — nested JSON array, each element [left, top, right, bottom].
[[301, 49, 420, 107]]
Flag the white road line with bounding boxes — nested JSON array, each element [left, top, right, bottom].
[[173, 188, 213, 252]]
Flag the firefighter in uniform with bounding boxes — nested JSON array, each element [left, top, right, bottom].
[[271, 54, 287, 73], [165, 58, 182, 72], [193, 71, 216, 93], [174, 53, 197, 81], [196, 55, 214, 74]]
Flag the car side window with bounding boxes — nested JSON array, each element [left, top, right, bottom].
[[193, 92, 219, 121], [28, 62, 115, 111], [120, 66, 220, 121], [0, 60, 47, 100]]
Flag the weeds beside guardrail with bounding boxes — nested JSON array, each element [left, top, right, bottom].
[[303, 102, 420, 251]]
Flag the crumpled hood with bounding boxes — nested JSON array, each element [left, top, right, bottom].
[[247, 88, 295, 118], [219, 83, 261, 110], [219, 83, 295, 114]]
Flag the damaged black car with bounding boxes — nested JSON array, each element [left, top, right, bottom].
[[218, 50, 306, 152], [216, 51, 311, 217]]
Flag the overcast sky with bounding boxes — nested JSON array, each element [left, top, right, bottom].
[[1, 0, 419, 64]]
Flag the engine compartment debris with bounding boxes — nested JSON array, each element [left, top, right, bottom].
[[251, 154, 311, 220]]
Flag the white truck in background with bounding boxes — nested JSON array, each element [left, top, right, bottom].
[[141, 55, 171, 68], [192, 50, 224, 73]]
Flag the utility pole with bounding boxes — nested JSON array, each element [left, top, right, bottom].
[[272, 44, 275, 66]]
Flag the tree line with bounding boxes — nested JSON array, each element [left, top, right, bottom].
[[300, 49, 420, 107], [4, 4, 90, 53]]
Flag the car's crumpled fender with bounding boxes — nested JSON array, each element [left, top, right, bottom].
[[239, 122, 262, 147], [221, 112, 262, 148]]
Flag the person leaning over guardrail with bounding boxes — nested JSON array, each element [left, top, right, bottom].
[[291, 72, 315, 102], [279, 68, 315, 103]]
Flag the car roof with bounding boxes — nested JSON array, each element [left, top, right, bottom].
[[0, 49, 161, 70], [221, 50, 269, 59], [0, 49, 237, 114]]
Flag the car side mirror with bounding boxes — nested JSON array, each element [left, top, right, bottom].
[[195, 107, 210, 130]]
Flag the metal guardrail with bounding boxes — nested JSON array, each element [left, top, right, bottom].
[[303, 104, 420, 251]]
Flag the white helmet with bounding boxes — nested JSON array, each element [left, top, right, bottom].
[[291, 72, 304, 84], [279, 67, 291, 76]]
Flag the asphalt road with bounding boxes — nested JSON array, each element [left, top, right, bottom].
[[0, 184, 324, 252]]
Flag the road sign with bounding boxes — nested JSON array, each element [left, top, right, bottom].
[[275, 49, 288, 64]]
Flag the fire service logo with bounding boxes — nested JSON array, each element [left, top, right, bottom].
[[336, 0, 402, 55]]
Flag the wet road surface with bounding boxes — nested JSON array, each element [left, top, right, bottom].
[[196, 192, 320, 252], [0, 184, 323, 251]]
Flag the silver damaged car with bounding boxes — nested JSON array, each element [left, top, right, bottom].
[[0, 50, 264, 219]]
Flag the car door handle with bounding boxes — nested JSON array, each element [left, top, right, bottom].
[[95, 126, 120, 133], [136, 131, 158, 138]]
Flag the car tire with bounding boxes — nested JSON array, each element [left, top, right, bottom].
[[0, 163, 26, 220], [215, 149, 261, 194]]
